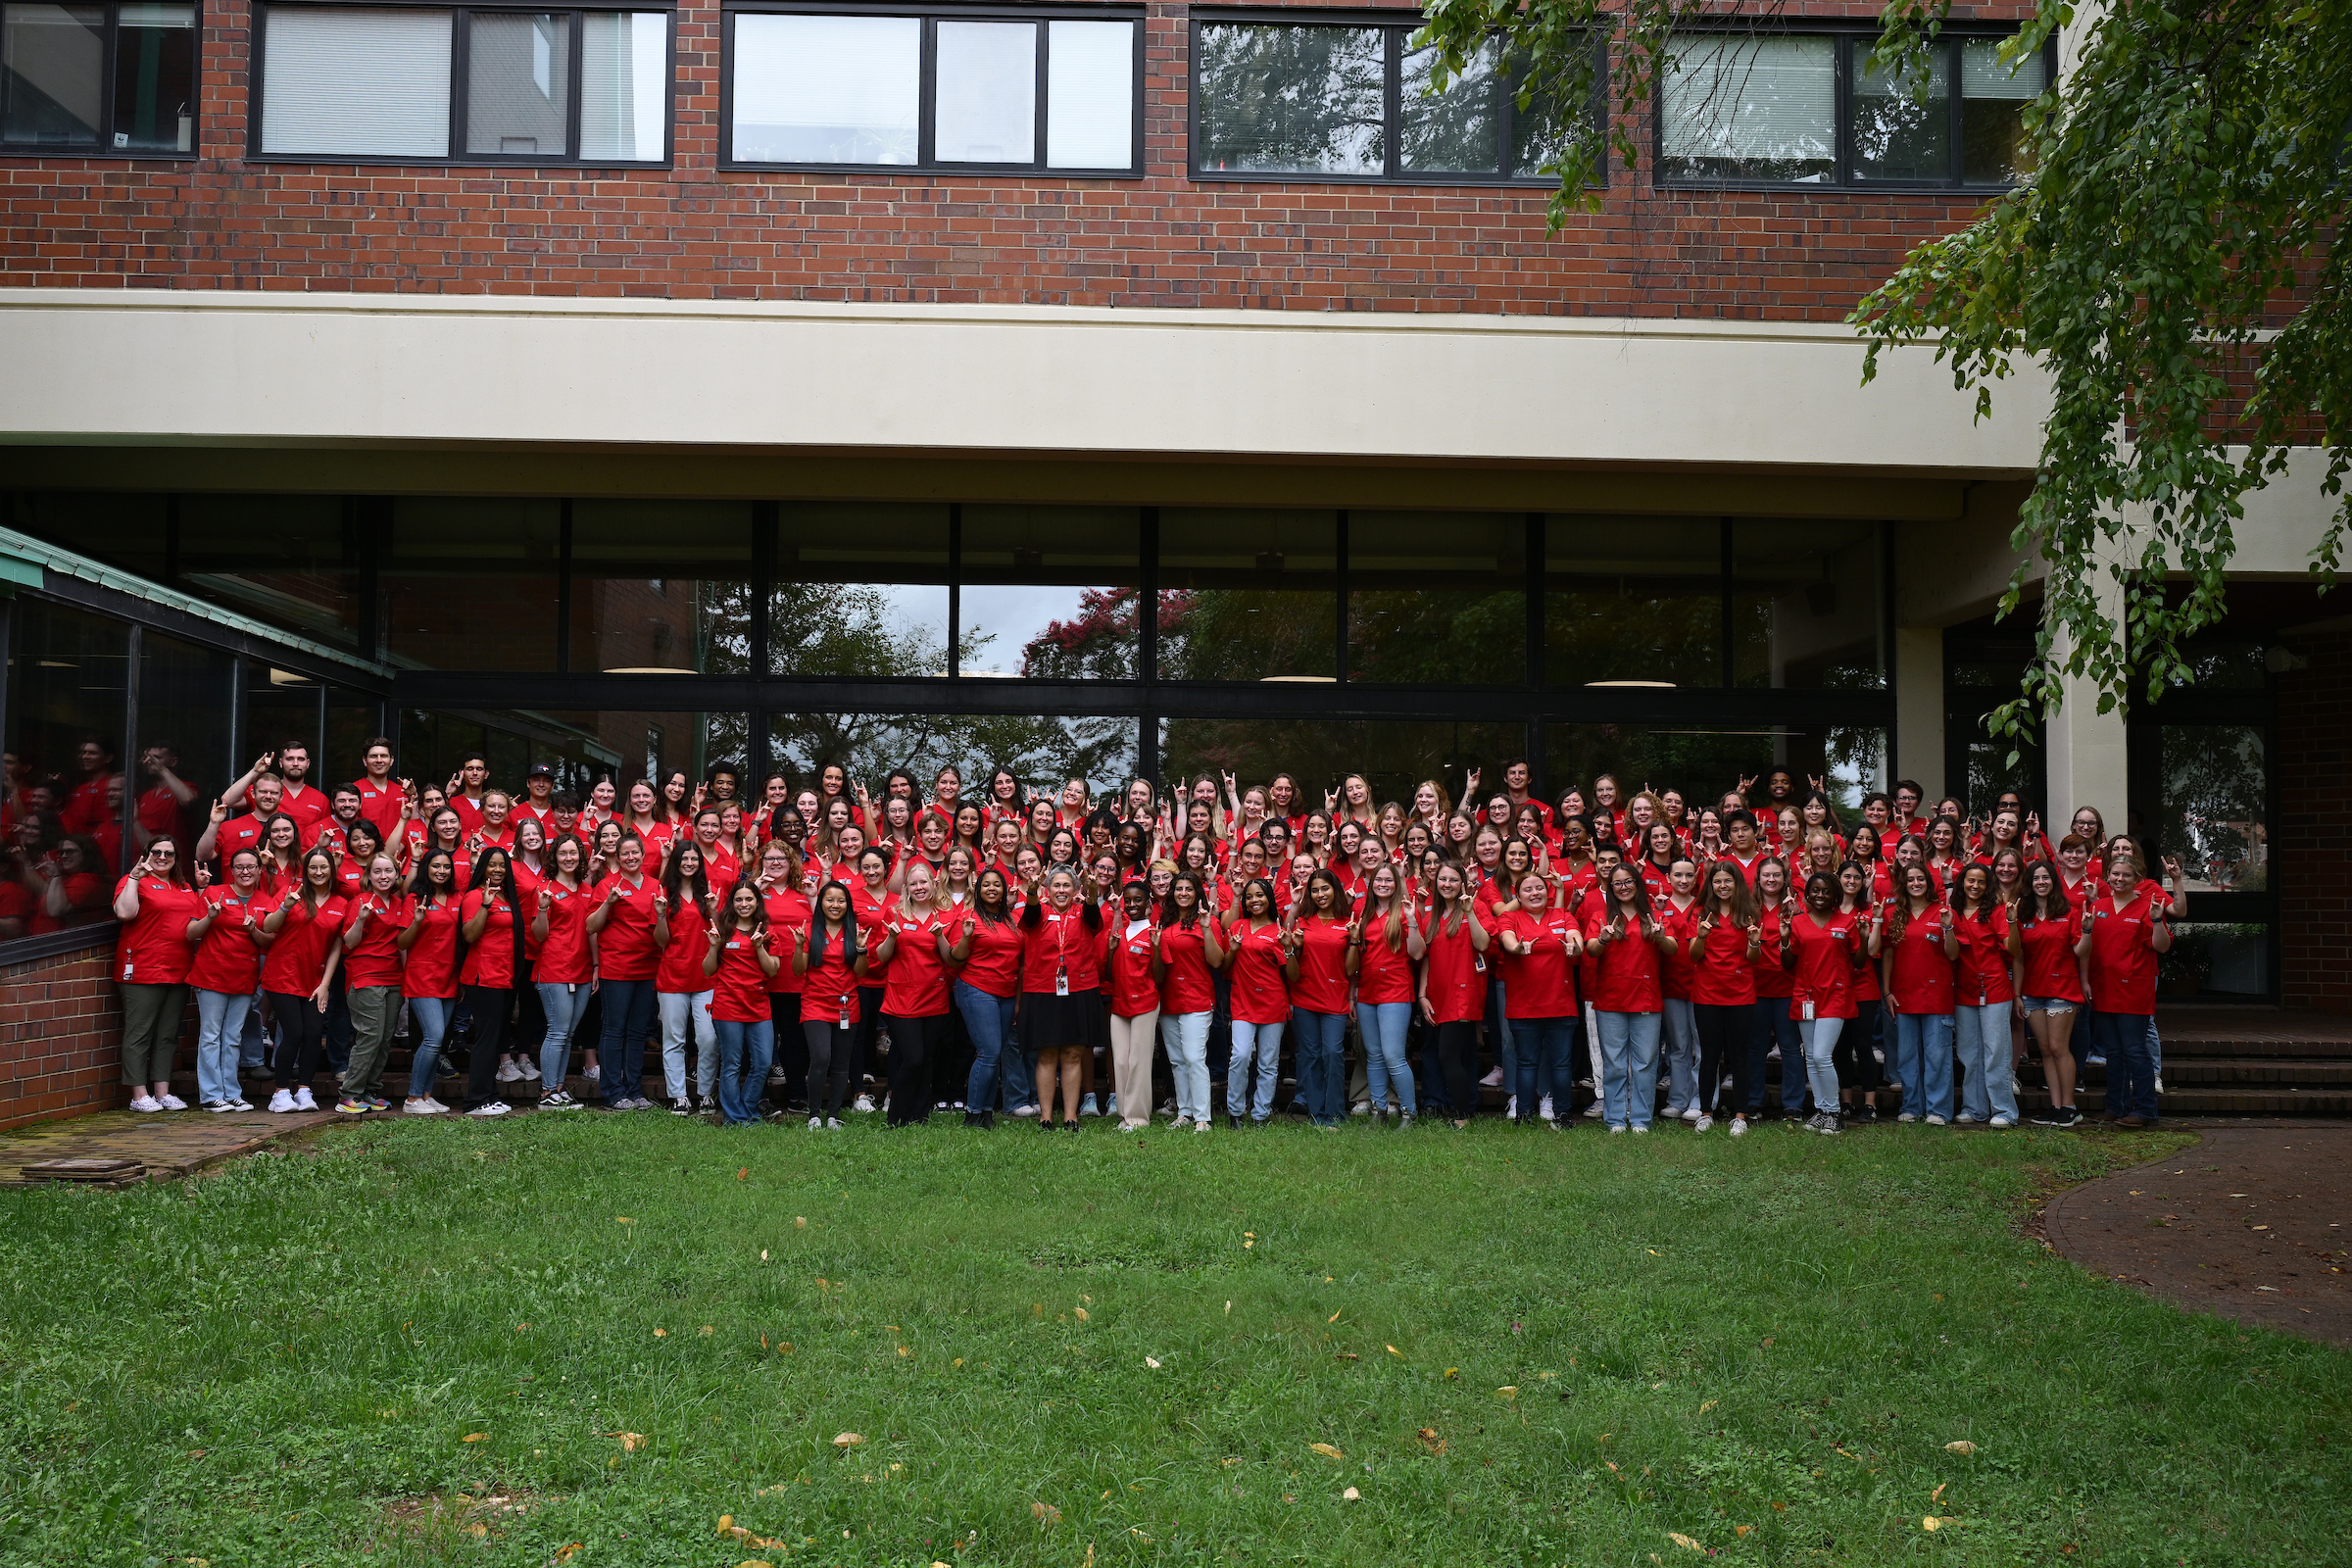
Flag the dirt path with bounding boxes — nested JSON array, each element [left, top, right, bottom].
[[2042, 1120, 2352, 1347]]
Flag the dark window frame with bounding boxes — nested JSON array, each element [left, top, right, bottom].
[[245, 0, 677, 168], [1186, 6, 1601, 187], [0, 0, 202, 160], [1649, 19, 2060, 194], [719, 0, 1146, 177]]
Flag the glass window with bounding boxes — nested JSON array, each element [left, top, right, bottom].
[[3, 490, 170, 580], [1046, 19, 1130, 169], [402, 706, 641, 802], [1546, 516, 1723, 688], [1849, 37, 1949, 182], [1659, 32, 1836, 182], [769, 710, 1137, 808], [959, 505, 1142, 680], [241, 662, 322, 824], [1733, 519, 1883, 689], [176, 494, 363, 649], [580, 9, 668, 162], [934, 19, 1033, 165], [2156, 725, 2267, 895], [1546, 723, 1886, 821], [541, 709, 752, 803], [383, 497, 563, 671], [261, 6, 455, 158], [770, 502, 951, 679], [1348, 511, 1525, 684], [113, 2, 194, 150], [729, 12, 921, 165], [1398, 36, 1498, 174], [2, 4, 102, 149], [1157, 509, 1338, 683], [1960, 36, 2042, 184], [1160, 717, 1521, 820], [466, 11, 569, 159], [2159, 923, 2269, 1000], [1194, 23, 1385, 175], [324, 685, 383, 794], [1961, 725, 2042, 821], [133, 631, 233, 868], [5, 599, 129, 901], [570, 500, 755, 676]]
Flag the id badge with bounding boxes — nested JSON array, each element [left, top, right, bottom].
[[1055, 963, 1069, 998], [1800, 1000, 1816, 1022], [839, 1000, 853, 1028]]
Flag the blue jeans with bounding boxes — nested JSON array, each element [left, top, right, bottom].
[[2101, 1009, 2160, 1119], [1748, 998, 1800, 1113], [536, 981, 593, 1088], [1510, 1014, 1575, 1121], [407, 995, 454, 1099], [660, 990, 716, 1101], [1486, 978, 1515, 1098], [1229, 1019, 1283, 1121], [598, 977, 659, 1103], [1796, 1014, 1843, 1110], [194, 988, 253, 1105], [1954, 1002, 2019, 1122], [1660, 998, 1699, 1113], [1292, 1007, 1348, 1125], [713, 1017, 774, 1125], [1355, 1001, 1415, 1116], [1160, 1010, 1213, 1123], [1595, 1010, 1662, 1128], [956, 982, 1022, 1113], [1892, 1009, 1956, 1120]]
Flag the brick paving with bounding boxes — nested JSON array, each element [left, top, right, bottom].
[[0, 1104, 342, 1186]]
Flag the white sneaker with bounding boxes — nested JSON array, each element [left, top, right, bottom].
[[2154, 1075, 2165, 1095], [1479, 1067, 1504, 1088], [1693, 1114, 1714, 1133], [852, 1094, 876, 1114], [1896, 1112, 1919, 1124], [1729, 1117, 1748, 1138], [467, 1101, 511, 1117], [825, 1116, 844, 1130], [128, 1095, 163, 1113], [583, 1064, 600, 1084], [518, 1060, 541, 1082], [1988, 1115, 2016, 1129], [1079, 1095, 1101, 1117], [1607, 1123, 1626, 1135], [1194, 1117, 1210, 1133], [495, 1059, 521, 1083], [1925, 1113, 1949, 1127], [1350, 1101, 1370, 1116], [1631, 1123, 1649, 1135], [1105, 1094, 1119, 1117], [157, 1093, 188, 1111], [1012, 1102, 1039, 1118], [403, 1098, 440, 1115], [1504, 1096, 1517, 1119], [1680, 1105, 1702, 1122], [202, 1099, 235, 1113], [1583, 1101, 1603, 1118], [294, 1087, 319, 1112], [1954, 1112, 1982, 1125], [808, 1115, 822, 1130], [1117, 1119, 1140, 1133]]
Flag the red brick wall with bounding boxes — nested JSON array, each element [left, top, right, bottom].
[[0, 939, 130, 1129], [0, 1, 2030, 315], [2276, 630, 2351, 1012]]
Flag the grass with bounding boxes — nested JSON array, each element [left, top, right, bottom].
[[0, 1113, 2346, 1568]]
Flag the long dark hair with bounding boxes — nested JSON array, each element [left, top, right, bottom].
[[409, 847, 458, 905], [466, 846, 520, 979], [1160, 870, 1206, 931], [808, 879, 861, 963], [662, 841, 710, 920]]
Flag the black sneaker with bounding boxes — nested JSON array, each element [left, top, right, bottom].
[[2058, 1105, 2084, 1128], [670, 1097, 693, 1116], [1227, 1113, 1244, 1130]]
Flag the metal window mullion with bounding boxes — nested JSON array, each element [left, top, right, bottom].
[[1946, 33, 1963, 186], [1382, 25, 1400, 179], [1033, 14, 1048, 169], [555, 497, 574, 674], [1334, 510, 1350, 685], [451, 9, 470, 161], [918, 15, 937, 168], [1523, 512, 1544, 692], [98, 1, 120, 151], [717, 7, 734, 163], [1718, 517, 1735, 688], [1833, 30, 1851, 187], [121, 621, 141, 876], [568, 9, 586, 160], [751, 499, 776, 678], [947, 502, 962, 679]]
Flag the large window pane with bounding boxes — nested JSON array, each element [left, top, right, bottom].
[[1733, 519, 1883, 689], [1046, 19, 1131, 169], [4, 491, 170, 580], [935, 19, 1034, 165], [579, 11, 667, 162], [1507, 47, 1584, 177], [383, 497, 562, 671], [770, 503, 951, 679], [325, 685, 382, 797], [1659, 32, 1835, 182], [1546, 722, 1886, 823], [1348, 511, 1524, 684], [1399, 36, 1499, 174], [243, 664, 322, 792], [2160, 923, 2269, 1000], [403, 706, 658, 803], [134, 632, 233, 866], [1849, 37, 1949, 182], [731, 13, 917, 165], [771, 710, 1137, 810], [542, 709, 751, 807], [466, 11, 570, 158], [6, 599, 128, 901], [1195, 23, 1385, 175], [1160, 718, 1520, 819], [1157, 509, 1338, 682], [2156, 725, 2267, 894], [570, 500, 754, 675], [1, 4, 102, 148], [261, 7, 454, 159], [1961, 37, 2042, 184], [960, 506, 1141, 678], [177, 494, 362, 649], [111, 2, 196, 152], [1547, 516, 1723, 687]]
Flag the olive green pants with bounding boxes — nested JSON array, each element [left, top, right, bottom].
[[121, 982, 189, 1087]]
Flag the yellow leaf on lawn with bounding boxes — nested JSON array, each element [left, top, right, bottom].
[[1244, 1241, 1254, 1249], [554, 1544, 584, 1561], [1327, 1310, 1342, 1323], [1100, 1489, 1112, 1500], [654, 1329, 667, 1338], [1074, 1307, 1090, 1321], [1146, 1356, 1162, 1368], [1699, 1400, 1718, 1414], [898, 1347, 912, 1357], [760, 1250, 768, 1261], [608, 1432, 645, 1451], [1933, 1483, 1946, 1503], [1030, 1500, 1061, 1525], [1734, 1525, 1753, 1538], [1309, 1444, 1345, 1460], [1244, 1232, 1255, 1238], [1668, 1533, 1702, 1551], [614, 1216, 634, 1224], [834, 1433, 864, 1447], [1444, 1367, 1458, 1379], [737, 1167, 748, 1180], [462, 1433, 488, 1443], [701, 1326, 714, 1336], [465, 1523, 487, 1537], [1496, 1387, 1518, 1398], [1385, 1345, 1401, 1357], [1342, 1487, 1361, 1501], [796, 1216, 808, 1228], [1944, 1441, 1977, 1455]]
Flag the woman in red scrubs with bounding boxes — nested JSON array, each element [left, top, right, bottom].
[[1017, 866, 1104, 1129], [1416, 861, 1489, 1129], [792, 880, 869, 1129], [111, 839, 206, 1111]]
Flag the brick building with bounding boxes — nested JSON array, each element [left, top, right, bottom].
[[0, 0, 2337, 1121]]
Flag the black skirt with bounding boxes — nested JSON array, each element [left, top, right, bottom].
[[1020, 989, 1106, 1053]]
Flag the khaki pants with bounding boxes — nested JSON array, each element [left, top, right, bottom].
[[121, 982, 188, 1087], [341, 985, 401, 1102], [1109, 1007, 1159, 1126]]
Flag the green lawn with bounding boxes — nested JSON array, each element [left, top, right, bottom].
[[1, 1115, 2345, 1567]]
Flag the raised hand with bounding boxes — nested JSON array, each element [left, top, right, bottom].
[[209, 801, 228, 825]]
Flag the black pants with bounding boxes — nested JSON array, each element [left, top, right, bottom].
[[772, 993, 808, 1107], [935, 1003, 974, 1106], [848, 987, 883, 1099], [1693, 1003, 1748, 1114], [883, 1011, 946, 1124], [1835, 1000, 1883, 1093], [462, 984, 510, 1108], [268, 990, 327, 1089], [804, 1020, 856, 1118], [1435, 1019, 1480, 1119]]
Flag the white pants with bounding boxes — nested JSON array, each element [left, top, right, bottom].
[[659, 989, 716, 1100]]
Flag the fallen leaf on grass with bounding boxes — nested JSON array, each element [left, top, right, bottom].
[[760, 1250, 768, 1262], [613, 1217, 634, 1225], [606, 1432, 645, 1451], [1327, 1310, 1342, 1323], [1416, 1429, 1446, 1455], [1932, 1484, 1945, 1503], [1495, 1387, 1518, 1398], [1146, 1356, 1162, 1369], [1335, 1352, 1359, 1362], [1944, 1441, 1977, 1455], [716, 1515, 785, 1549], [1308, 1444, 1345, 1460], [1030, 1501, 1061, 1525], [1342, 1487, 1361, 1501], [1922, 1517, 1953, 1532], [553, 1544, 584, 1562], [1698, 1400, 1718, 1414], [462, 1433, 488, 1443], [834, 1433, 864, 1447], [898, 1347, 913, 1357], [1734, 1525, 1753, 1538], [653, 1329, 667, 1338], [1444, 1367, 1457, 1379], [1667, 1533, 1702, 1551], [701, 1326, 714, 1337], [1074, 1307, 1090, 1322], [737, 1167, 747, 1180], [1385, 1345, 1402, 1358], [795, 1216, 808, 1228]]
